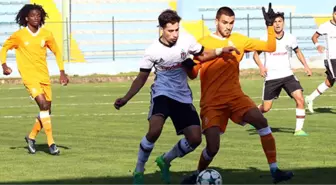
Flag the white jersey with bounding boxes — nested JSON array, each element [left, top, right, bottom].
[[316, 20, 336, 60], [139, 32, 203, 104], [260, 32, 298, 81]]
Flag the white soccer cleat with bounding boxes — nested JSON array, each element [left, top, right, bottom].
[[305, 96, 314, 113]]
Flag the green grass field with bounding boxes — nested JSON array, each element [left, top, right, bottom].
[[0, 70, 335, 184]]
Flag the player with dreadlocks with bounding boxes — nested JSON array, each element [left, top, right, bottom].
[[0, 3, 69, 155]]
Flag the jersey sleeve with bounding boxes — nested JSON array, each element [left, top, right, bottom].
[[139, 48, 154, 72], [186, 33, 204, 56], [46, 32, 64, 71], [0, 32, 19, 64], [316, 23, 327, 35], [291, 35, 299, 50], [243, 26, 276, 52]]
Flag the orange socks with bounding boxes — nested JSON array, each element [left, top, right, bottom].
[[39, 111, 55, 146], [28, 118, 42, 140], [258, 127, 277, 164]]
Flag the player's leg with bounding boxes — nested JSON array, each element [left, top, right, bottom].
[[251, 79, 280, 129], [181, 109, 228, 184], [306, 61, 335, 113], [156, 101, 201, 184], [133, 95, 168, 184], [235, 97, 293, 183], [258, 100, 273, 114], [260, 78, 282, 113], [291, 90, 308, 136], [283, 76, 308, 135], [34, 94, 59, 155]]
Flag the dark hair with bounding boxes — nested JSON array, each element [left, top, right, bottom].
[[216, 6, 235, 19], [158, 9, 181, 28], [274, 12, 285, 20], [15, 3, 48, 27], [333, 5, 336, 12]]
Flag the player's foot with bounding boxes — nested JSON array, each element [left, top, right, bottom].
[[271, 168, 294, 184], [294, 130, 308, 136], [49, 144, 60, 155], [155, 154, 171, 184], [305, 96, 314, 113], [24, 136, 36, 154], [133, 170, 144, 185], [180, 171, 198, 184]]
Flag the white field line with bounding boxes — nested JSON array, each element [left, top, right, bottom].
[[1, 93, 336, 109], [1, 105, 336, 119]]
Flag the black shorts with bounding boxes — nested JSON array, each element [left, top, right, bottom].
[[324, 59, 336, 86], [148, 95, 200, 135], [263, 75, 303, 101]]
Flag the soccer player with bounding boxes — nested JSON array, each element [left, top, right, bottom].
[[113, 9, 239, 185], [305, 6, 336, 113], [1, 4, 69, 155], [181, 4, 294, 184], [253, 12, 312, 136]]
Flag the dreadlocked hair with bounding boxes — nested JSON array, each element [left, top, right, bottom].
[[15, 3, 48, 27]]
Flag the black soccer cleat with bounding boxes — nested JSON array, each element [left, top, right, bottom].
[[271, 168, 294, 184], [24, 136, 36, 154]]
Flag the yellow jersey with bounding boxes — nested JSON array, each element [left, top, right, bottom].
[[0, 27, 64, 84]]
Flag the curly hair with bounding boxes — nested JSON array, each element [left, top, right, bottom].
[[15, 3, 48, 27]]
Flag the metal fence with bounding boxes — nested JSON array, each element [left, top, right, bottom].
[[0, 14, 331, 62]]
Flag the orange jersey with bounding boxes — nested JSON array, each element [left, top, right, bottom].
[[194, 26, 276, 110], [0, 27, 64, 84]]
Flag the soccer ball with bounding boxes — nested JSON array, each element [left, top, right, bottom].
[[196, 169, 222, 185]]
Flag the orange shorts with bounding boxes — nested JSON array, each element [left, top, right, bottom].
[[201, 95, 256, 133], [24, 82, 52, 101]]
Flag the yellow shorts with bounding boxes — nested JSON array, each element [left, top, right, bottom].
[[24, 82, 52, 101]]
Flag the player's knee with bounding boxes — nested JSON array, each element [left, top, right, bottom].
[[39, 102, 50, 111], [263, 106, 271, 113], [186, 135, 202, 149], [147, 116, 164, 142], [326, 79, 334, 87], [295, 96, 305, 107]]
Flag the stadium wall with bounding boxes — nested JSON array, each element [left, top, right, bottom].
[[0, 0, 334, 78]]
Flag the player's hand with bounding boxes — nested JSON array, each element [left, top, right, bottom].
[[317, 45, 325, 53], [259, 66, 267, 77], [59, 72, 69, 86], [114, 97, 128, 110], [2, 64, 12, 75], [222, 46, 241, 55], [305, 67, 312, 76], [262, 3, 276, 26]]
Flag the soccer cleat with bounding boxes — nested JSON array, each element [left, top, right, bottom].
[[271, 168, 294, 184], [305, 96, 314, 113], [294, 130, 308, 136], [155, 155, 171, 184], [133, 170, 144, 185], [49, 144, 60, 155], [24, 136, 36, 154], [180, 172, 198, 184]]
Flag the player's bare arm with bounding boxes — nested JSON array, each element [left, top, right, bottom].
[[253, 51, 267, 77], [312, 32, 325, 53], [294, 48, 312, 76], [114, 71, 150, 110]]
